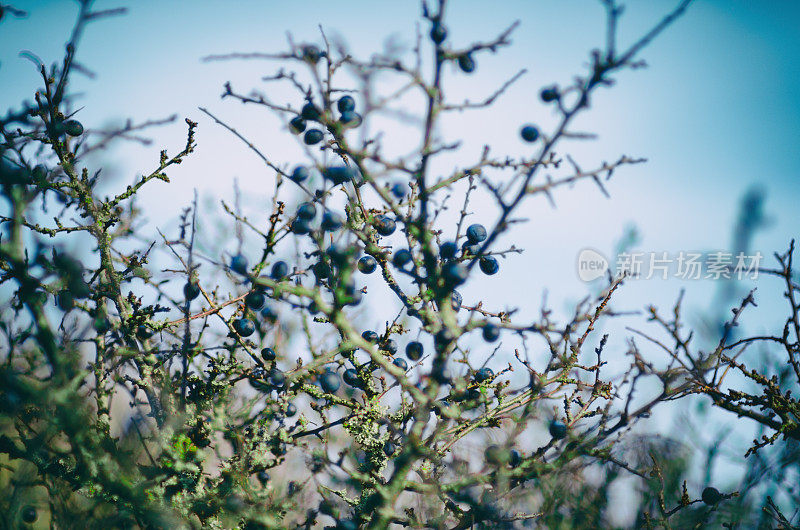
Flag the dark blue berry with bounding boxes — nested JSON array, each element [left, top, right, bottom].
[[358, 255, 377, 274], [392, 357, 408, 371], [261, 347, 276, 361], [549, 419, 567, 439], [233, 318, 255, 337], [430, 23, 447, 44], [321, 211, 344, 231], [291, 218, 311, 234], [392, 249, 412, 268], [286, 402, 297, 417], [257, 471, 270, 485], [479, 256, 499, 275], [482, 323, 500, 342], [442, 261, 467, 286], [461, 240, 481, 256], [302, 45, 321, 63], [301, 102, 322, 121], [297, 202, 316, 220], [320, 370, 340, 393], [245, 290, 265, 310], [289, 116, 306, 134], [520, 124, 540, 143], [137, 324, 153, 339], [509, 449, 522, 468], [405, 341, 423, 361], [326, 242, 351, 266], [383, 440, 397, 456], [184, 281, 201, 301], [466, 224, 487, 244], [230, 254, 249, 275], [362, 330, 379, 343], [390, 182, 407, 198], [540, 85, 559, 102], [313, 260, 331, 280], [343, 368, 360, 387], [323, 165, 355, 185], [304, 129, 324, 145], [63, 119, 84, 136], [458, 53, 475, 73], [290, 166, 309, 183], [475, 367, 494, 383], [270, 261, 289, 280], [440, 241, 457, 260], [374, 215, 396, 236], [339, 110, 362, 127], [337, 95, 356, 113], [702, 487, 722, 505]]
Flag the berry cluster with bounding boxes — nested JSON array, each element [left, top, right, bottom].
[[0, 2, 747, 528]]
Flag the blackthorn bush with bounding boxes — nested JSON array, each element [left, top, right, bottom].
[[2, 1, 796, 529]]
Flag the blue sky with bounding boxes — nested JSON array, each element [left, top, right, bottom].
[[2, 1, 798, 299], [2, 0, 800, 510]]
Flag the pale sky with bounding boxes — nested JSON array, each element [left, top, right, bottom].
[[2, 0, 799, 516]]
